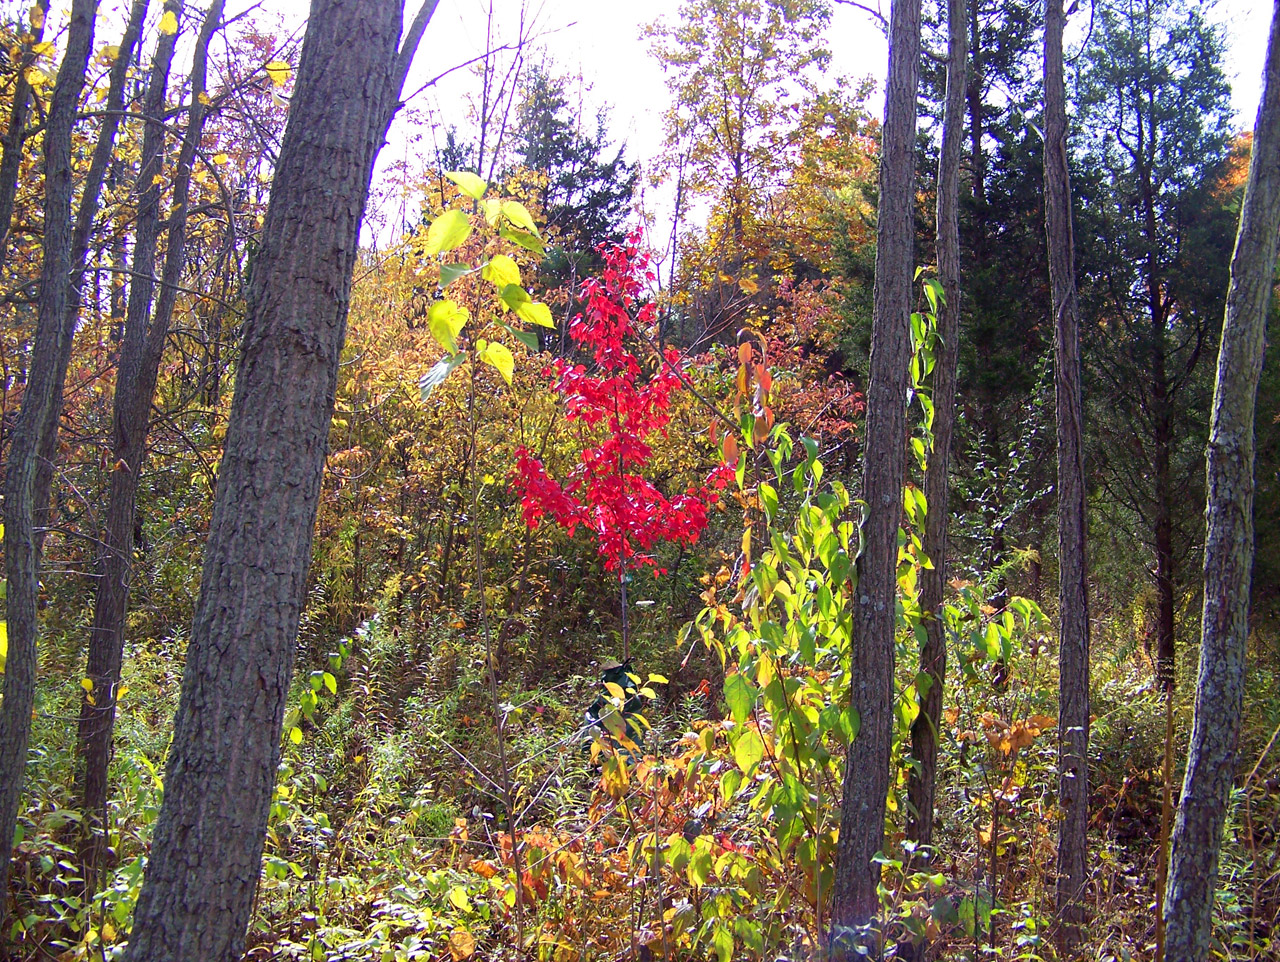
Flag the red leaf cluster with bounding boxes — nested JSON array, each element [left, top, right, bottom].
[[513, 235, 730, 572]]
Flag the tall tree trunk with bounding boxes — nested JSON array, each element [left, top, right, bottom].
[[124, 2, 433, 959], [1043, 0, 1091, 940], [1163, 4, 1280, 957], [830, 0, 921, 952], [0, 0, 101, 912], [77, 0, 224, 881], [907, 0, 967, 850]]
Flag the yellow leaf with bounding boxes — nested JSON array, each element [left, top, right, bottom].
[[29, 4, 43, 29], [0, 620, 6, 674], [81, 677, 94, 692], [159, 9, 178, 35], [448, 928, 476, 960], [263, 59, 291, 88], [198, 91, 212, 105], [32, 41, 54, 57], [288, 726, 303, 745], [212, 152, 229, 166], [481, 253, 521, 290]]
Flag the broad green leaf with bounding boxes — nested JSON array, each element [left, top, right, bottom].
[[724, 671, 757, 725], [517, 300, 555, 329], [289, 726, 303, 745], [445, 170, 487, 200], [505, 326, 540, 353], [482, 254, 521, 290], [419, 353, 466, 400], [733, 729, 764, 774], [322, 671, 337, 695], [448, 886, 471, 912], [478, 341, 514, 385], [713, 923, 734, 962], [501, 200, 538, 235], [424, 209, 471, 256], [500, 283, 531, 312], [439, 263, 470, 288], [428, 300, 468, 354], [482, 198, 502, 226], [499, 226, 545, 256]]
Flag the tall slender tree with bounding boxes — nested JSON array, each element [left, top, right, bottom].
[[908, 0, 967, 849], [830, 0, 920, 952], [1162, 3, 1280, 957], [1043, 0, 1091, 939], [76, 0, 226, 881], [0, 0, 148, 908], [124, 2, 435, 959]]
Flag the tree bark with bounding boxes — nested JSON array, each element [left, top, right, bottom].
[[0, 0, 101, 912], [1043, 0, 1091, 939], [830, 0, 920, 952], [77, 0, 224, 881], [908, 0, 967, 851], [124, 3, 432, 959], [1162, 3, 1280, 957]]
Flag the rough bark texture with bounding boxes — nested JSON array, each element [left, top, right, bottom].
[[907, 0, 967, 850], [0, 0, 100, 909], [1162, 4, 1280, 957], [830, 0, 920, 951], [77, 0, 223, 878], [124, 3, 424, 959], [1043, 0, 1091, 936]]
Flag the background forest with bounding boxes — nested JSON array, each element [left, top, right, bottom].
[[0, 0, 1278, 960]]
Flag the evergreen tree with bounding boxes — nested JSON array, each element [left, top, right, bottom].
[[1073, 0, 1235, 687]]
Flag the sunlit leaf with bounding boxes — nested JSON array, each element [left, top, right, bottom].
[[263, 60, 291, 87], [159, 9, 178, 35], [445, 170, 487, 200], [448, 928, 476, 960], [428, 299, 468, 354], [424, 209, 471, 256], [500, 200, 538, 235], [419, 353, 466, 400], [481, 254, 521, 290], [439, 263, 471, 288], [478, 341, 514, 385], [733, 729, 764, 774], [723, 672, 756, 725]]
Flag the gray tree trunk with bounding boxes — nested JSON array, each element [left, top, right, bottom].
[[0, 0, 101, 912], [907, 0, 967, 850], [124, 2, 433, 959], [77, 0, 224, 880], [830, 0, 921, 952], [1043, 0, 1091, 939], [1162, 3, 1280, 957]]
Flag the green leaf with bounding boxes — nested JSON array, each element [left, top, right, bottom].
[[506, 326, 540, 353], [482, 253, 521, 289], [478, 341, 514, 385], [322, 672, 337, 695], [499, 226, 545, 256], [439, 263, 470, 288], [289, 726, 303, 745], [419, 353, 466, 399], [424, 209, 471, 256], [0, 620, 6, 674], [733, 729, 764, 774], [724, 672, 757, 725], [445, 170, 487, 200], [713, 923, 734, 962], [428, 299, 468, 354], [517, 299, 555, 329], [501, 200, 538, 235]]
